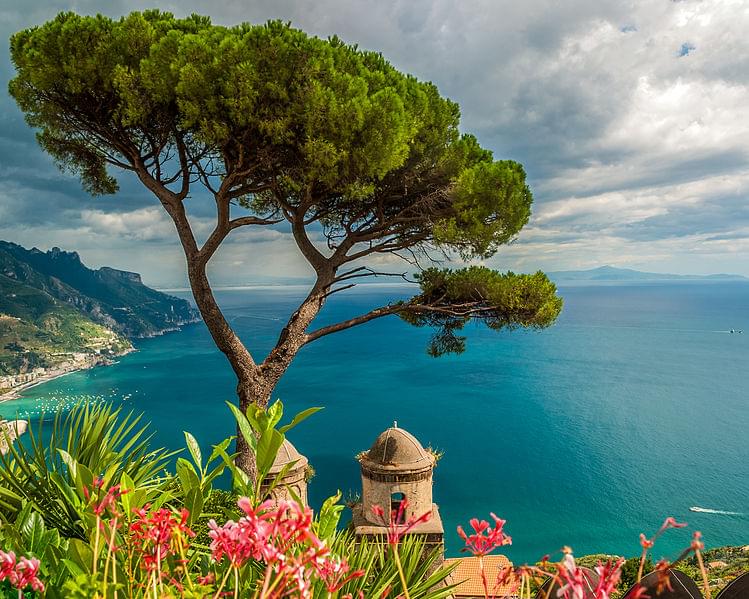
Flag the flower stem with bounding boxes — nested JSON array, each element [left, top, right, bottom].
[[93, 516, 101, 575], [102, 518, 118, 598], [258, 562, 274, 599], [479, 555, 489, 599], [636, 549, 647, 583], [393, 545, 411, 599], [695, 549, 710, 599], [213, 567, 233, 599]]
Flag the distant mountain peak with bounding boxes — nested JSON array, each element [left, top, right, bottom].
[[98, 266, 143, 285], [548, 265, 748, 282], [0, 241, 199, 337], [48, 246, 81, 261]]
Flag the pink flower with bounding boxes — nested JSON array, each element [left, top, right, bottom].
[[207, 518, 260, 566], [130, 506, 194, 572], [211, 497, 359, 598], [639, 515, 687, 551], [0, 551, 44, 592], [653, 559, 674, 594], [593, 559, 624, 599], [371, 499, 432, 546], [556, 551, 588, 599], [0, 550, 15, 579], [659, 517, 687, 533], [691, 531, 704, 551], [12, 556, 45, 592], [457, 513, 512, 557], [315, 555, 365, 593]]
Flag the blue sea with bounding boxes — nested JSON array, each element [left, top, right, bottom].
[[4, 281, 749, 563]]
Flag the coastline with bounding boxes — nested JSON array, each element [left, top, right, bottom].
[[0, 347, 136, 403], [0, 320, 199, 403]]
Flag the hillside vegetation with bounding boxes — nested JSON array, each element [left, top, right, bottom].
[[0, 241, 198, 381]]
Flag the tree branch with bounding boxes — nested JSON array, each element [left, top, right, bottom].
[[304, 300, 501, 344], [229, 216, 284, 229], [305, 304, 403, 343]]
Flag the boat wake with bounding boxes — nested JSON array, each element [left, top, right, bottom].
[[689, 506, 744, 515]]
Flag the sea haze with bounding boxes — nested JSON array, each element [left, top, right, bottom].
[[6, 281, 749, 563]]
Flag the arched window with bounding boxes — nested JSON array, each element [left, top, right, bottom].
[[390, 492, 406, 524]]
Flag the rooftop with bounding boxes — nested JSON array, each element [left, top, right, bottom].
[[268, 438, 308, 475], [360, 425, 433, 471], [444, 556, 517, 598]]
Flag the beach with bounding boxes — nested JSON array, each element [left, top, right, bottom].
[[0, 348, 134, 402]]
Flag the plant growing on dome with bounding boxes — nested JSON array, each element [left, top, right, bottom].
[[9, 11, 563, 479]]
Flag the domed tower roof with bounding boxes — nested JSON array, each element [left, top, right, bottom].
[[360, 425, 434, 472], [268, 439, 309, 475]]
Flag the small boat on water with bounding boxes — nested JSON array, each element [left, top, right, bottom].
[[690, 506, 743, 515]]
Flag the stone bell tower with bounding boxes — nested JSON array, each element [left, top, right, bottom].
[[352, 423, 444, 557], [260, 438, 310, 507]]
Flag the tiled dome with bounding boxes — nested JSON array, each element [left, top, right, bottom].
[[361, 426, 433, 470], [269, 439, 308, 475]]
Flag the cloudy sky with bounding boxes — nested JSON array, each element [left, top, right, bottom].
[[1, 0, 748, 287]]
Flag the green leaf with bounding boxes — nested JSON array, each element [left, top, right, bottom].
[[184, 488, 204, 526], [256, 429, 284, 480], [316, 490, 343, 541], [61, 558, 86, 577], [176, 457, 200, 493], [20, 510, 46, 553], [120, 471, 134, 514], [208, 437, 233, 464], [67, 538, 94, 574], [266, 400, 284, 429], [227, 402, 257, 453], [184, 431, 202, 469], [279, 406, 323, 434], [57, 448, 77, 479]]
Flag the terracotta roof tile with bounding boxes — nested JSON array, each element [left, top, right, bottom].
[[445, 555, 517, 598]]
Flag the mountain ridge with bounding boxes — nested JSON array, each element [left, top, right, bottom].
[[0, 241, 199, 389], [548, 265, 748, 282], [0, 241, 199, 337]]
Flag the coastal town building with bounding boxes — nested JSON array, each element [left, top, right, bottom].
[[0, 419, 28, 455], [0, 352, 116, 396], [352, 424, 445, 557]]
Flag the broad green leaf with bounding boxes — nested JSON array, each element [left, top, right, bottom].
[[279, 406, 323, 434], [120, 471, 134, 514], [184, 488, 204, 526], [176, 457, 200, 493], [208, 437, 233, 464], [67, 538, 94, 573], [57, 448, 77, 479], [266, 400, 284, 429], [316, 490, 343, 541], [184, 431, 202, 469], [256, 429, 285, 479], [227, 402, 257, 452], [61, 558, 86, 577], [20, 510, 46, 553]]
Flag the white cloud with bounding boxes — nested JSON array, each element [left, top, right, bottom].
[[2, 0, 749, 283], [80, 207, 176, 241]]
